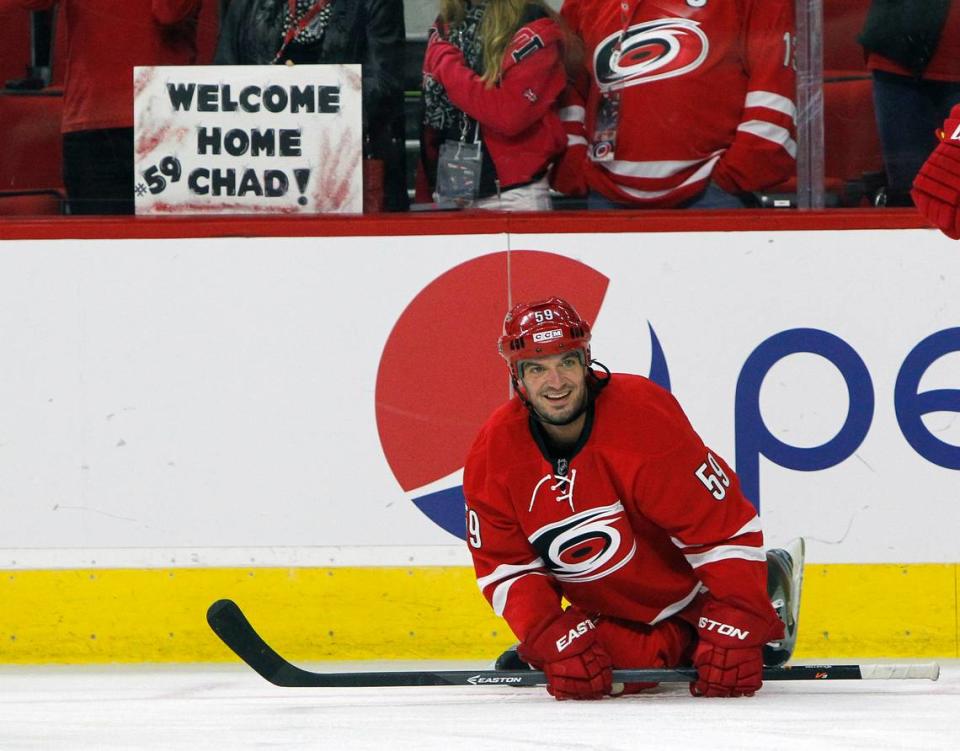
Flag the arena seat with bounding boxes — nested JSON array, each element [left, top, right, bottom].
[[0, 90, 64, 204], [760, 72, 883, 207], [823, 74, 883, 191], [0, 190, 63, 216], [824, 0, 872, 75]]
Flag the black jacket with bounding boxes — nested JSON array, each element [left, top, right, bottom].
[[859, 0, 952, 75], [215, 0, 409, 210]]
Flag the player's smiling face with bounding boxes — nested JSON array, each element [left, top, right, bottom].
[[519, 351, 588, 426]]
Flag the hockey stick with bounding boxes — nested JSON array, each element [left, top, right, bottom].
[[206, 599, 940, 688]]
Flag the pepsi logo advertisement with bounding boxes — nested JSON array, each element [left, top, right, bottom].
[[0, 230, 957, 568]]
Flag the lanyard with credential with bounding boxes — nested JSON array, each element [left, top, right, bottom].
[[593, 0, 638, 161], [272, 0, 331, 64]]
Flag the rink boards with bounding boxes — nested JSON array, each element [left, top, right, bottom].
[[0, 225, 957, 663], [1, 563, 957, 663]]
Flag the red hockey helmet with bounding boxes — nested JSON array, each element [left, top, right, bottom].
[[498, 297, 592, 381]]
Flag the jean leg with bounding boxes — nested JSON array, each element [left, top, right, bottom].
[[586, 191, 632, 210], [872, 70, 941, 204], [681, 182, 749, 209], [587, 182, 747, 210]]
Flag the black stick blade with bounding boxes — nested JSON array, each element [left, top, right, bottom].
[[207, 598, 314, 686]]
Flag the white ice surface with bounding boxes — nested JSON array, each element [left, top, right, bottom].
[[1, 660, 958, 750]]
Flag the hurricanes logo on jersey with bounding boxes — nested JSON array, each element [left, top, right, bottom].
[[529, 501, 636, 583], [594, 18, 709, 92]]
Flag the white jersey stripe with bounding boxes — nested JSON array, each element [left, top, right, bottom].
[[737, 120, 798, 158], [684, 544, 766, 569], [559, 105, 586, 122], [732, 515, 763, 538], [609, 154, 722, 200], [671, 515, 762, 548], [650, 581, 703, 625], [567, 134, 588, 147], [596, 150, 724, 180], [476, 558, 546, 591], [744, 90, 797, 123], [489, 571, 548, 616]]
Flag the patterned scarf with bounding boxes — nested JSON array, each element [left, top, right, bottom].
[[423, 4, 486, 132], [282, 0, 335, 45]]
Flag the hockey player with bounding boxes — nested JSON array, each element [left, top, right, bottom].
[[550, 0, 797, 208], [464, 297, 800, 699]]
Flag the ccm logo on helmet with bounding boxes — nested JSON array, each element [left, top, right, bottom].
[[533, 329, 564, 343], [556, 618, 597, 651], [698, 617, 750, 640]]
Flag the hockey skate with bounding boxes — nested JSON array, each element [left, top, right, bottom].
[[763, 537, 805, 667]]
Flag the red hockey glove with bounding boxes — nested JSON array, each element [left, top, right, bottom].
[[550, 142, 588, 196], [518, 608, 613, 700], [690, 600, 784, 698], [912, 105, 960, 239]]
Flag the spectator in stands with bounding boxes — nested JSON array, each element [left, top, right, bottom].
[[860, 0, 960, 206], [416, 0, 574, 211], [214, 0, 409, 212], [0, 1, 200, 214], [551, 0, 796, 209]]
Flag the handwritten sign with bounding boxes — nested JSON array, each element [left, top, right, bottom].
[[133, 65, 362, 214]]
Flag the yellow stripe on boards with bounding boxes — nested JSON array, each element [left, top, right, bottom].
[[0, 567, 504, 664], [796, 563, 959, 658], [0, 564, 957, 664]]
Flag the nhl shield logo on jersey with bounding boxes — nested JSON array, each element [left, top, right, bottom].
[[594, 18, 709, 92], [529, 501, 637, 583]]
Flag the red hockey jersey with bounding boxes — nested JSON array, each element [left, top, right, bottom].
[[554, 0, 796, 207], [463, 374, 774, 643]]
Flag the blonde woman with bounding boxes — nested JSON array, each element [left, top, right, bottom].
[[418, 0, 572, 210]]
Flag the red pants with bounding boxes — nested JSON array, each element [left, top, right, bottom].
[[594, 615, 696, 694]]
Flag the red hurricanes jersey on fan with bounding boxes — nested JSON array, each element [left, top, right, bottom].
[[556, 0, 796, 206], [463, 374, 772, 642]]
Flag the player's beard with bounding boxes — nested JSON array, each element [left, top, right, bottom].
[[529, 380, 589, 427]]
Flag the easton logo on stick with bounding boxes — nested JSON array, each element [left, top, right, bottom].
[[466, 674, 524, 685]]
